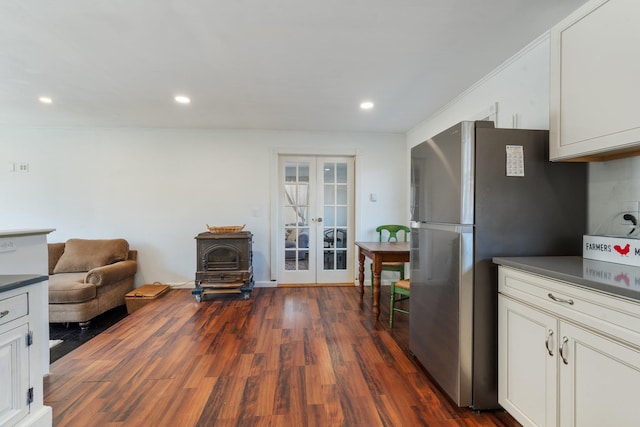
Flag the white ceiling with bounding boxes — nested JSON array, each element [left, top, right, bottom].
[[0, 0, 587, 133]]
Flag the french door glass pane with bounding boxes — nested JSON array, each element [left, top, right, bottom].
[[299, 164, 310, 182], [336, 207, 347, 226], [324, 164, 335, 183], [322, 161, 347, 271], [283, 161, 310, 271], [336, 228, 347, 248], [324, 184, 334, 204], [336, 163, 347, 183], [285, 164, 297, 182], [336, 185, 347, 205], [324, 207, 335, 226]]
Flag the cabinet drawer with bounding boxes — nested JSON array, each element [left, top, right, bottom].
[[499, 266, 640, 349], [0, 293, 28, 327]]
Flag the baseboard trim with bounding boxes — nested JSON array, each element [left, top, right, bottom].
[[277, 283, 355, 288]]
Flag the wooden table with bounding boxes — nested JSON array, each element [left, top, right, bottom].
[[355, 241, 410, 320]]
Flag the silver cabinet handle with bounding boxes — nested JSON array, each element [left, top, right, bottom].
[[548, 293, 574, 305], [559, 336, 569, 365], [545, 329, 554, 356], [0, 310, 8, 319]]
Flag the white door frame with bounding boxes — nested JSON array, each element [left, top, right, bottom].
[[270, 147, 358, 284]]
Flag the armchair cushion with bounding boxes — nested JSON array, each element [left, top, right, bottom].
[[53, 238, 129, 274], [48, 273, 96, 304]]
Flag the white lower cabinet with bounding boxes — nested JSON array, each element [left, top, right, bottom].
[[0, 322, 30, 426], [0, 280, 51, 427], [498, 266, 640, 427], [558, 322, 640, 427], [499, 296, 557, 427]]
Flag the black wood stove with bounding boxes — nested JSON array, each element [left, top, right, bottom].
[[192, 231, 254, 302]]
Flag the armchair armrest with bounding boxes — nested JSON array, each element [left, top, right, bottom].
[[85, 260, 137, 286]]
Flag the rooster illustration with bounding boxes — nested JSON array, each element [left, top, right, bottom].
[[614, 273, 631, 287], [614, 243, 631, 256]]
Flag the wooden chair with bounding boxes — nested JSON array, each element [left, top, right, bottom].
[[370, 224, 410, 282], [390, 279, 410, 327]]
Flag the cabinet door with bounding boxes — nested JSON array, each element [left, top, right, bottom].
[[550, 0, 640, 161], [0, 322, 30, 426], [499, 296, 558, 427], [559, 322, 640, 427]]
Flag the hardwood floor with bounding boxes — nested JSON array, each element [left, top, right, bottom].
[[44, 286, 520, 426]]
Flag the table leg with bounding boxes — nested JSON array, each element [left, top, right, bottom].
[[372, 255, 382, 320], [358, 249, 365, 299]]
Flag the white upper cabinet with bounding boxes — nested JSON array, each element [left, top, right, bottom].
[[550, 0, 640, 161]]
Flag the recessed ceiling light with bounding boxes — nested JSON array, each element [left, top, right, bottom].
[[39, 96, 53, 104], [360, 101, 374, 110], [174, 95, 191, 104]]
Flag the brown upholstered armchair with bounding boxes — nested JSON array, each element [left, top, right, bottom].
[[48, 239, 137, 329]]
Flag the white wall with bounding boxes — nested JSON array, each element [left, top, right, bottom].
[[407, 28, 640, 238], [407, 32, 552, 149], [1, 127, 406, 286], [588, 157, 640, 236]]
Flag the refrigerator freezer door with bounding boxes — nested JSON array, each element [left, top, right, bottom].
[[410, 121, 477, 225], [409, 223, 474, 407]]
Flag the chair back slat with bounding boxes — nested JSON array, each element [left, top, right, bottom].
[[376, 224, 410, 242]]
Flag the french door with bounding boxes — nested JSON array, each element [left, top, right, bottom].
[[278, 156, 354, 284]]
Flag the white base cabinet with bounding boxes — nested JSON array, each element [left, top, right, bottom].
[[558, 322, 640, 427], [0, 281, 52, 427], [0, 229, 54, 427], [499, 297, 557, 427], [498, 266, 640, 427], [0, 322, 30, 426]]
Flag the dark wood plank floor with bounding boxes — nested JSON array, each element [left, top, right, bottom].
[[44, 286, 520, 426]]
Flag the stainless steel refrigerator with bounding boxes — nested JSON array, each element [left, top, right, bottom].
[[409, 121, 586, 410]]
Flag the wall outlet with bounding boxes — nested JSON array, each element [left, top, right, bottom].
[[619, 201, 639, 225], [9, 162, 30, 173]]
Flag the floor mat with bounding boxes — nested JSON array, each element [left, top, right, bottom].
[[49, 339, 63, 349], [49, 305, 128, 363]]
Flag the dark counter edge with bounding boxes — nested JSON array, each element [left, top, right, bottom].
[[0, 274, 48, 293], [493, 256, 640, 302]]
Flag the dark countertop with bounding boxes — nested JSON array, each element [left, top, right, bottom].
[[0, 275, 48, 293], [493, 256, 640, 302]]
